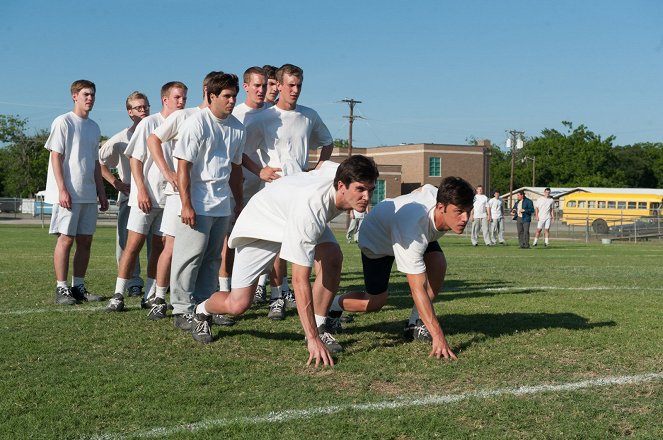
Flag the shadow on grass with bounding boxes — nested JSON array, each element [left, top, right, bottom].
[[339, 312, 616, 353]]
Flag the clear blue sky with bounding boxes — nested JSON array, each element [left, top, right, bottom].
[[1, 0, 662, 149]]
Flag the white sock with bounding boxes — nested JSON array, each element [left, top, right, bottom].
[[195, 301, 210, 316], [155, 286, 168, 300], [56, 280, 68, 289], [533, 238, 538, 245], [315, 314, 327, 328], [330, 295, 344, 312], [219, 277, 231, 292], [545, 238, 549, 245], [408, 306, 420, 325], [281, 276, 289, 292], [271, 286, 282, 299], [72, 276, 85, 287], [114, 278, 129, 295], [258, 273, 268, 287], [145, 278, 156, 298]]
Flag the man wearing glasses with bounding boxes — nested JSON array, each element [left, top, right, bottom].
[[99, 91, 152, 300]]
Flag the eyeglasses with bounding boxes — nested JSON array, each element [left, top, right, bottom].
[[130, 105, 150, 111]]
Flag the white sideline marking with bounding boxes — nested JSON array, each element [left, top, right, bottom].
[[88, 372, 663, 440], [2, 285, 660, 317]]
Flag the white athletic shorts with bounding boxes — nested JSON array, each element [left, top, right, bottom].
[[127, 206, 163, 236], [537, 218, 551, 230], [49, 203, 97, 236], [231, 227, 337, 289], [160, 194, 181, 237]]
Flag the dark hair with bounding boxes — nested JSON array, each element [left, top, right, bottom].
[[436, 177, 474, 210], [243, 66, 265, 84], [544, 187, 551, 192], [334, 155, 379, 189], [262, 65, 278, 80], [493, 189, 500, 195], [518, 190, 525, 196], [206, 73, 239, 104], [203, 71, 224, 88]]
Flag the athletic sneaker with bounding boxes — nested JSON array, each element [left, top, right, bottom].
[[404, 319, 432, 342], [191, 313, 213, 344], [340, 314, 355, 323], [316, 325, 343, 353], [54, 286, 77, 305], [253, 285, 267, 306], [71, 284, 102, 302], [283, 289, 297, 309], [127, 286, 143, 297], [325, 316, 343, 334], [173, 313, 194, 331], [106, 293, 125, 312], [212, 314, 235, 326], [140, 295, 155, 310], [147, 297, 168, 320], [267, 298, 286, 320]]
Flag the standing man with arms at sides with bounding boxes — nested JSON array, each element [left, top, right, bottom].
[[99, 91, 152, 299], [243, 63, 334, 320], [511, 190, 535, 249], [169, 73, 245, 331], [470, 184, 492, 246], [487, 189, 506, 245], [143, 72, 220, 322], [533, 187, 555, 247], [191, 156, 379, 367], [106, 82, 188, 312], [46, 79, 108, 304], [218, 66, 269, 304], [326, 177, 474, 360], [262, 64, 279, 106]]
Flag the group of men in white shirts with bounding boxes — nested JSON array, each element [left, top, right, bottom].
[[470, 185, 555, 247], [44, 67, 477, 366]]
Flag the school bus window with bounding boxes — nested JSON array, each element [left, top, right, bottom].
[[567, 201, 576, 208], [617, 201, 626, 209], [608, 201, 616, 209], [588, 201, 597, 208], [638, 202, 647, 209], [627, 201, 636, 209], [578, 201, 586, 208], [598, 201, 606, 208]]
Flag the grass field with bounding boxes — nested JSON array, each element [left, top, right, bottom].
[[0, 224, 662, 439]]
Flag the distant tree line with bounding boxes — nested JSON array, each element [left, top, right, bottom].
[[488, 121, 663, 193]]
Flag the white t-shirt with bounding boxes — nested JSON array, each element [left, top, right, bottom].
[[152, 107, 201, 195], [472, 194, 489, 219], [233, 102, 267, 186], [44, 112, 101, 204], [487, 197, 503, 219], [358, 184, 446, 275], [229, 161, 342, 267], [124, 113, 167, 208], [250, 104, 333, 176], [536, 197, 555, 220], [173, 108, 245, 217], [98, 128, 132, 203]]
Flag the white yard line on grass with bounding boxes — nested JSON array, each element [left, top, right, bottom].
[[88, 371, 663, 440]]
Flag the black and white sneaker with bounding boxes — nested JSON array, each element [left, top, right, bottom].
[[127, 286, 143, 297], [106, 293, 125, 312], [253, 285, 267, 306], [325, 316, 343, 334], [71, 284, 103, 302], [212, 314, 235, 326], [191, 313, 213, 344], [316, 325, 343, 353], [283, 289, 297, 309], [404, 319, 432, 342], [147, 297, 167, 320], [54, 286, 77, 305], [173, 313, 194, 331], [140, 294, 155, 309], [267, 298, 286, 320]]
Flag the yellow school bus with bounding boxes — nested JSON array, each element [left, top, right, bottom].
[[562, 191, 662, 233]]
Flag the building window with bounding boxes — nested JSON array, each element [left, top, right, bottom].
[[429, 157, 441, 177], [371, 179, 386, 206]]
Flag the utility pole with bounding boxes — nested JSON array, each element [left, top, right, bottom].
[[506, 129, 525, 209], [341, 98, 363, 157]]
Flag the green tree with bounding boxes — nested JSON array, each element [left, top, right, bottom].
[[0, 115, 50, 197]]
